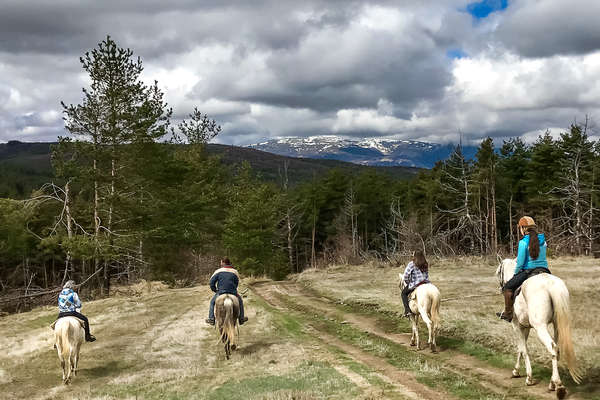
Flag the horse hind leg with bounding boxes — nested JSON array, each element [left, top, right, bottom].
[[418, 308, 434, 351], [535, 325, 564, 395], [225, 342, 231, 360]]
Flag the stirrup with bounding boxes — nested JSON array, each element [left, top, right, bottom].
[[205, 318, 215, 325]]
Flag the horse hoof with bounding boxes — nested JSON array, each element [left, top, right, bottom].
[[231, 344, 237, 351], [410, 342, 416, 347], [430, 344, 437, 353], [512, 369, 520, 378], [526, 377, 535, 386], [548, 382, 556, 391], [556, 386, 566, 400]]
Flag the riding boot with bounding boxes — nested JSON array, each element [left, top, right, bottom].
[[496, 290, 514, 322]]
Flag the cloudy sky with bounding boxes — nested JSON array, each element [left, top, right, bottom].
[[1, 0, 600, 145]]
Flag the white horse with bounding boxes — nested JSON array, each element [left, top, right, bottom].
[[496, 259, 582, 399], [399, 273, 441, 352], [53, 317, 85, 384]]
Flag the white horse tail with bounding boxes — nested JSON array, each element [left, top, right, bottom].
[[551, 286, 582, 383], [220, 297, 237, 346], [430, 289, 441, 333]]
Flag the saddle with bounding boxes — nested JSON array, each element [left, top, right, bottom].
[[49, 316, 85, 330]]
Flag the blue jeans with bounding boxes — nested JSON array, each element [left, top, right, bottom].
[[208, 293, 244, 320], [503, 267, 550, 291], [401, 287, 414, 315]]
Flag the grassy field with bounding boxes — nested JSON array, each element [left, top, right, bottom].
[[0, 281, 410, 400], [295, 256, 600, 396], [1, 257, 598, 399]]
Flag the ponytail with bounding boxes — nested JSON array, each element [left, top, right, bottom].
[[527, 228, 540, 259]]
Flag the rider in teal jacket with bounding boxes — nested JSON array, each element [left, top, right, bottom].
[[514, 232, 549, 274], [497, 216, 551, 322]]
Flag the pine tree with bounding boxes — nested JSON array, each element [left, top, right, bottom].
[[497, 138, 531, 252], [474, 138, 498, 254], [554, 122, 596, 254], [56, 36, 172, 293]]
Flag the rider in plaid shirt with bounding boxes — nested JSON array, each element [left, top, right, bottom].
[[401, 250, 430, 317]]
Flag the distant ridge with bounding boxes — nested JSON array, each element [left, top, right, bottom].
[[0, 141, 420, 198], [248, 136, 478, 168]]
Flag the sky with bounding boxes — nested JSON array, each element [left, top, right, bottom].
[[1, 0, 600, 146]]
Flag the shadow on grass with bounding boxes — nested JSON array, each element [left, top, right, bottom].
[[82, 360, 134, 379], [238, 340, 278, 355]]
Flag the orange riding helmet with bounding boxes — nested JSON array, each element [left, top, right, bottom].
[[518, 216, 536, 229]]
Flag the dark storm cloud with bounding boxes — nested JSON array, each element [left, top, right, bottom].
[[2, 0, 600, 145], [494, 0, 600, 58]]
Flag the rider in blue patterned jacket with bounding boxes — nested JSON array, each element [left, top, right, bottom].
[[57, 280, 96, 342], [205, 258, 248, 326]]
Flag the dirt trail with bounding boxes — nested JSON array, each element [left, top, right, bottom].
[[254, 281, 452, 400], [252, 281, 581, 400]]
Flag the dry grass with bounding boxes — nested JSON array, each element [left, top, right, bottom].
[[296, 257, 600, 376], [0, 282, 382, 400]]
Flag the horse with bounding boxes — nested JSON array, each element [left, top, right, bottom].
[[496, 259, 582, 399], [214, 294, 240, 359], [398, 273, 441, 352], [53, 316, 85, 384]]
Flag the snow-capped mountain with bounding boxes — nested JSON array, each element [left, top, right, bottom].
[[248, 136, 477, 168]]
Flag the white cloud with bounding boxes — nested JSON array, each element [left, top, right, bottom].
[[1, 0, 599, 146]]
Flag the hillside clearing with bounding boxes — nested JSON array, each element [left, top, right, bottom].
[[0, 283, 411, 399], [294, 257, 600, 399]]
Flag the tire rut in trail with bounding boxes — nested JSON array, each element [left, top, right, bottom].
[[253, 281, 582, 400], [252, 282, 457, 400]]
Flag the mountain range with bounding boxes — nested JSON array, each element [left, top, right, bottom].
[[0, 141, 420, 198], [248, 136, 478, 168]]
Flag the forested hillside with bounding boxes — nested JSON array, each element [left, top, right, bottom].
[[2, 37, 599, 309], [0, 141, 419, 198]]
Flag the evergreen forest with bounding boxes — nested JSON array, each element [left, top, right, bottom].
[[2, 37, 599, 306]]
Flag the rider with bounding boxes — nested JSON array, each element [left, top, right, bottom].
[[401, 250, 430, 317], [497, 216, 551, 322], [57, 280, 96, 342], [205, 258, 248, 326]]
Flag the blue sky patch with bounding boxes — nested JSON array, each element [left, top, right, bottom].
[[447, 49, 468, 59], [466, 0, 508, 19]]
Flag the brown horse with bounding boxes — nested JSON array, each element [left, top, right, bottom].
[[214, 294, 240, 359]]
